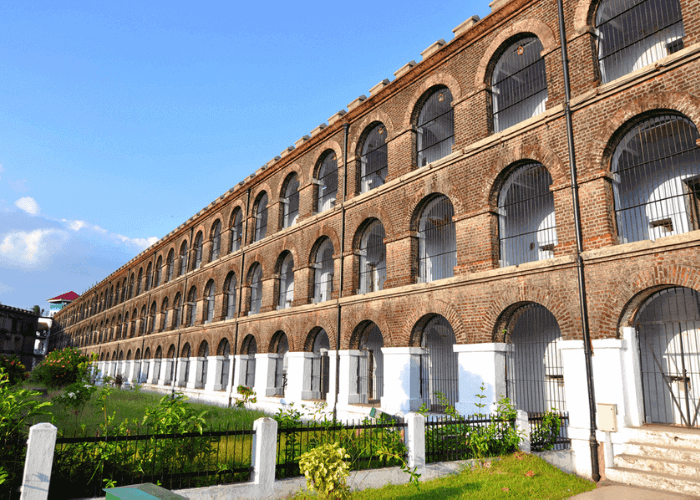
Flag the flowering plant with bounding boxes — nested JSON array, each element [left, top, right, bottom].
[[32, 347, 94, 387], [0, 355, 28, 386], [53, 381, 97, 425]]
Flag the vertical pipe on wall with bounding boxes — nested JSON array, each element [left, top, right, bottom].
[[555, 0, 600, 481]]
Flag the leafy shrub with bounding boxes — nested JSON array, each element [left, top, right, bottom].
[[532, 408, 561, 451], [0, 355, 29, 386], [235, 385, 257, 408], [52, 381, 97, 426], [32, 347, 93, 387], [299, 442, 350, 499]]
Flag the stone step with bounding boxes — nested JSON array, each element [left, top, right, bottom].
[[625, 426, 700, 448], [623, 441, 700, 463], [606, 466, 700, 497], [615, 453, 700, 477]]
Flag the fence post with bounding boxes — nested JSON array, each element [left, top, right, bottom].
[[252, 417, 278, 498], [516, 410, 531, 453], [405, 413, 425, 476], [20, 423, 57, 500]]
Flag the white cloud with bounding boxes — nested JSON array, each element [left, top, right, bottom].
[[15, 197, 40, 215], [0, 228, 69, 268], [114, 234, 158, 250], [58, 219, 157, 251]]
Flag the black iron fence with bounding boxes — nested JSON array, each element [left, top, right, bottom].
[[1, 432, 26, 500], [275, 419, 407, 479], [49, 424, 254, 499], [529, 412, 571, 452]]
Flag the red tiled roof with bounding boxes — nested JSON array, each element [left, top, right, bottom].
[[47, 291, 79, 302]]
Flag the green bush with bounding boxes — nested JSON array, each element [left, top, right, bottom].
[[32, 347, 93, 387], [532, 408, 561, 451], [0, 355, 29, 386], [299, 442, 351, 499]]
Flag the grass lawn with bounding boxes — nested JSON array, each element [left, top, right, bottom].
[[297, 452, 595, 499]]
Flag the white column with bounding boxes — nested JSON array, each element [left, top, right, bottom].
[[147, 360, 160, 384], [453, 343, 508, 416], [124, 360, 135, 384], [176, 357, 189, 388], [285, 352, 314, 403], [252, 417, 278, 498], [159, 359, 172, 386], [405, 413, 425, 476], [516, 409, 531, 453], [380, 347, 422, 414], [619, 326, 645, 428], [188, 358, 202, 389], [232, 354, 246, 389], [21, 423, 57, 500], [327, 350, 362, 405], [254, 353, 278, 397], [206, 356, 222, 392]]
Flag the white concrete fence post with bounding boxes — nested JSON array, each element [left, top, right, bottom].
[[21, 423, 58, 500], [252, 417, 278, 499], [405, 412, 425, 476], [516, 409, 531, 453]]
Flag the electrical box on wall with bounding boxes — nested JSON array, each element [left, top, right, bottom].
[[597, 403, 618, 432]]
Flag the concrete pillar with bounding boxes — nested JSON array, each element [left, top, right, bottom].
[[285, 352, 314, 403], [159, 359, 173, 386], [254, 353, 279, 397], [619, 326, 645, 428], [232, 354, 246, 389], [189, 358, 204, 390], [205, 356, 221, 392], [516, 409, 531, 453], [453, 343, 508, 416], [176, 357, 189, 388], [380, 347, 422, 414], [21, 423, 57, 500], [326, 350, 362, 405], [252, 417, 278, 499], [147, 360, 160, 384], [405, 412, 425, 476]]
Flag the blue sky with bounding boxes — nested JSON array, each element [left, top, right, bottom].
[[0, 0, 490, 311]]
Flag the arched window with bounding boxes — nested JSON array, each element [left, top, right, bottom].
[[491, 36, 547, 133], [273, 332, 289, 396], [187, 286, 197, 327], [140, 306, 147, 334], [136, 268, 143, 296], [154, 256, 162, 287], [230, 208, 243, 253], [248, 264, 263, 315], [117, 314, 123, 340], [355, 323, 384, 405], [204, 280, 215, 324], [149, 301, 156, 333], [210, 220, 221, 261], [612, 114, 700, 243], [161, 297, 169, 331], [193, 231, 203, 270], [316, 151, 338, 213], [224, 272, 237, 319], [310, 329, 330, 400], [198, 341, 209, 389], [166, 345, 176, 384], [418, 316, 458, 411], [253, 192, 268, 242], [313, 238, 334, 303], [122, 278, 128, 302], [282, 174, 300, 228], [108, 286, 113, 309], [128, 273, 135, 299], [173, 293, 182, 328], [179, 241, 188, 277], [180, 343, 191, 387], [217, 339, 231, 390], [242, 335, 257, 388], [417, 195, 457, 283], [166, 250, 174, 282], [360, 124, 388, 193], [145, 263, 152, 292], [596, 0, 685, 84], [417, 87, 454, 167], [358, 220, 386, 294], [115, 283, 121, 306], [498, 163, 557, 266], [278, 252, 294, 310], [154, 346, 163, 383]]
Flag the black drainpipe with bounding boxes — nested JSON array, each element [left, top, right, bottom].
[[556, 0, 600, 482], [229, 188, 252, 408], [333, 123, 350, 422]]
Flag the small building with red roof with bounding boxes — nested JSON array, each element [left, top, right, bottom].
[[47, 291, 79, 317]]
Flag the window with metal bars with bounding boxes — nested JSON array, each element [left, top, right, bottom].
[[498, 163, 557, 267], [180, 343, 191, 387], [204, 280, 215, 324], [313, 238, 334, 303], [173, 293, 181, 328], [194, 232, 203, 270], [167, 345, 176, 384], [218, 339, 230, 390], [282, 174, 300, 228], [358, 220, 386, 294], [278, 252, 295, 310], [128, 274, 134, 299], [595, 0, 685, 84], [115, 284, 121, 306], [154, 257, 162, 287], [418, 195, 457, 283], [357, 324, 384, 405], [491, 36, 548, 133], [179, 241, 188, 276], [210, 221, 221, 261], [187, 286, 197, 327], [166, 250, 174, 282], [117, 314, 123, 339], [161, 297, 169, 331], [145, 263, 152, 292], [242, 335, 257, 388], [154, 346, 162, 383], [248, 264, 263, 315], [274, 333, 289, 396], [504, 304, 566, 414], [360, 124, 388, 193], [317, 151, 338, 213], [136, 269, 143, 296], [254, 192, 268, 242], [148, 302, 156, 333], [198, 341, 209, 389], [310, 330, 330, 400], [417, 87, 455, 167], [419, 316, 458, 412], [230, 209, 243, 253], [225, 272, 237, 319], [612, 114, 700, 244], [140, 306, 147, 334]]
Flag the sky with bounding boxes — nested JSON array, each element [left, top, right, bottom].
[[0, 0, 491, 312]]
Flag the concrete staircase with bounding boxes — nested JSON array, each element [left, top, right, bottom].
[[606, 426, 700, 497]]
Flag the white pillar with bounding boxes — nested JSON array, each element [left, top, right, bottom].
[[147, 360, 160, 384], [619, 326, 645, 428], [254, 353, 278, 397], [232, 354, 246, 389], [380, 347, 422, 414], [453, 343, 508, 416], [159, 359, 173, 386], [188, 358, 202, 390], [205, 356, 221, 392], [285, 352, 314, 403], [252, 417, 278, 499], [405, 413, 425, 476], [326, 350, 362, 406], [176, 357, 189, 388], [21, 423, 57, 500], [516, 409, 531, 453]]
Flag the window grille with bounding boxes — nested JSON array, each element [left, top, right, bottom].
[[278, 253, 295, 310], [199, 342, 209, 388], [129, 275, 134, 299], [194, 232, 203, 270], [137, 269, 143, 296], [179, 242, 188, 276], [492, 37, 548, 133], [226, 273, 237, 319], [166, 251, 174, 282], [117, 315, 123, 339], [173, 294, 181, 328], [313, 239, 334, 303], [254, 193, 268, 242], [357, 324, 384, 405], [359, 221, 386, 294], [149, 303, 156, 333], [180, 344, 190, 387], [418, 196, 457, 283], [211, 221, 221, 261], [154, 257, 162, 287], [417, 88, 455, 167], [419, 316, 459, 411], [230, 209, 243, 253], [115, 285, 121, 306], [310, 330, 330, 399], [167, 346, 176, 384], [187, 287, 197, 327], [154, 347, 162, 383], [140, 307, 147, 334], [249, 265, 263, 315], [243, 336, 257, 388], [613, 114, 700, 244], [498, 163, 557, 267], [274, 334, 289, 396], [145, 263, 152, 292], [505, 304, 567, 414], [596, 0, 685, 84], [204, 282, 215, 324], [317, 152, 338, 213], [220, 340, 230, 390], [282, 174, 300, 228], [161, 298, 169, 331], [360, 124, 388, 193]]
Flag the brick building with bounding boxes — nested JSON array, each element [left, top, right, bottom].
[[1, 304, 45, 370], [51, 0, 700, 487]]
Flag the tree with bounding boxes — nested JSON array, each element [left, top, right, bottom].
[[31, 305, 46, 316]]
